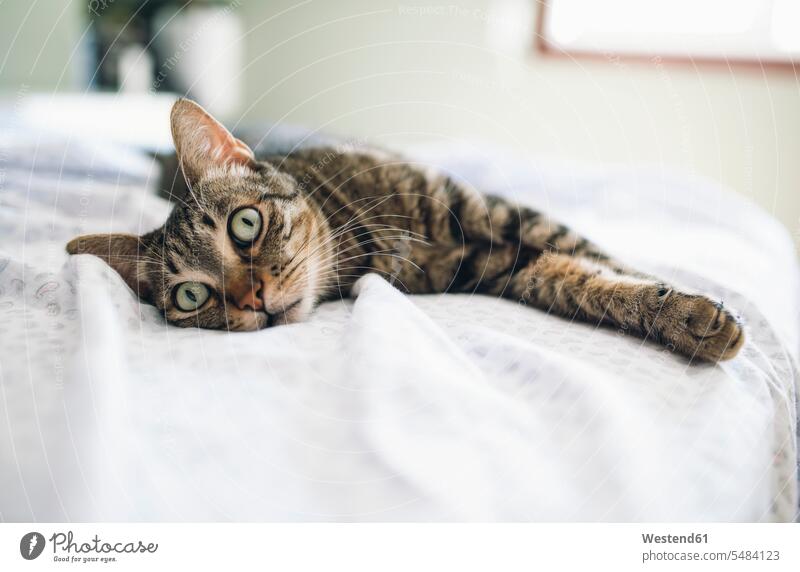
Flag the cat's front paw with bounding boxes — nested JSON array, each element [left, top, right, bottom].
[[683, 297, 744, 362], [643, 287, 745, 362]]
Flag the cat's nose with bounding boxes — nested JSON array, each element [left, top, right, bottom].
[[233, 282, 264, 312]]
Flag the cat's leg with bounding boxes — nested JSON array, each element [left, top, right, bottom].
[[434, 178, 617, 265], [426, 179, 744, 361], [440, 240, 744, 362], [498, 250, 744, 362]]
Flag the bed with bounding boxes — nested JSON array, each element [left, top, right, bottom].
[[0, 123, 797, 522]]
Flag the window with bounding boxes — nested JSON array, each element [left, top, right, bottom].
[[538, 0, 800, 68]]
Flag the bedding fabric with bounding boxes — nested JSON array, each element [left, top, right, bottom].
[[0, 129, 797, 522]]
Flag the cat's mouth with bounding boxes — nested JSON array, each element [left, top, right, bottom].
[[264, 298, 303, 327]]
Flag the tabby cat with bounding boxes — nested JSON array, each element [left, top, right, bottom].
[[67, 99, 744, 362]]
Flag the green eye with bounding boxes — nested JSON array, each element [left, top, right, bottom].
[[174, 282, 210, 312], [229, 207, 262, 245]]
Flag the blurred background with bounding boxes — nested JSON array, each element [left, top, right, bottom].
[[1, 0, 798, 250]]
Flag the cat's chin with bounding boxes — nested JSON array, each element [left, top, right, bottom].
[[267, 296, 312, 327], [226, 297, 311, 331], [240, 297, 309, 330]]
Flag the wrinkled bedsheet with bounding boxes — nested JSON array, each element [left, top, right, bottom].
[[0, 130, 797, 521]]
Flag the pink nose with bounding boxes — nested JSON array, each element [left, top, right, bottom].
[[233, 286, 264, 311]]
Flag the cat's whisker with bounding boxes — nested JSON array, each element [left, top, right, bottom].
[[312, 254, 425, 277], [284, 238, 421, 290], [301, 266, 412, 293], [310, 236, 428, 271], [319, 229, 430, 259], [278, 212, 429, 280], [283, 230, 427, 280], [327, 213, 428, 242], [277, 226, 415, 284], [315, 194, 395, 233], [298, 219, 426, 265]]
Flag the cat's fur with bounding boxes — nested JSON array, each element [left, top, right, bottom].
[[66, 99, 744, 362]]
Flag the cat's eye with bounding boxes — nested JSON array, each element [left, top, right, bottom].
[[229, 207, 262, 246], [174, 282, 210, 312]]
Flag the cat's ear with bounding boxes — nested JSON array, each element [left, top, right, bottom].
[[170, 98, 256, 187], [66, 233, 152, 300]]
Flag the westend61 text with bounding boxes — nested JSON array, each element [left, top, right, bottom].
[[642, 533, 708, 544]]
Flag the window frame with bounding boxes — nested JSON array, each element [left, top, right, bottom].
[[535, 0, 800, 72]]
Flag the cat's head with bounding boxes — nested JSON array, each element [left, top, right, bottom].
[[67, 99, 330, 330]]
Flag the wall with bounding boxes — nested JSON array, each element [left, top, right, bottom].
[[0, 0, 84, 92], [238, 0, 800, 251], [1, 0, 798, 250]]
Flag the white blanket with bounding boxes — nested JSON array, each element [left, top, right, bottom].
[[0, 133, 797, 521]]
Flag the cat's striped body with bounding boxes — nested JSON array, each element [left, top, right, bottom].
[[270, 148, 744, 362], [67, 99, 744, 362]]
